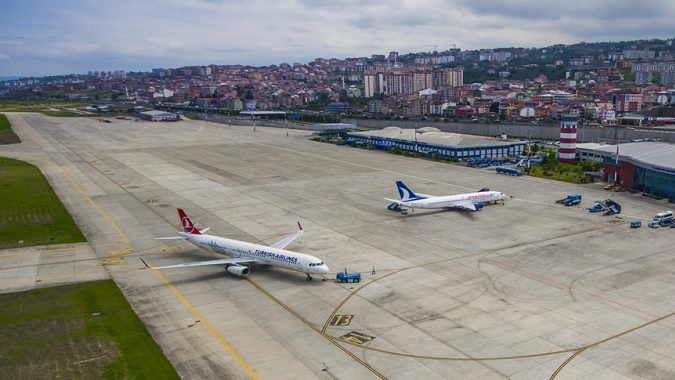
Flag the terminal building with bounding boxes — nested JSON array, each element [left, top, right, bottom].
[[576, 142, 675, 201], [347, 127, 526, 159]]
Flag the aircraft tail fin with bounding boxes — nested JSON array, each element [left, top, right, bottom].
[[396, 181, 423, 201], [177, 208, 202, 235]]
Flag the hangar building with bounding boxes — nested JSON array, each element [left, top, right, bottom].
[[136, 110, 177, 122], [576, 142, 675, 201], [347, 127, 526, 159]]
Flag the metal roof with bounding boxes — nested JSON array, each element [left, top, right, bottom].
[[140, 110, 176, 117], [240, 111, 287, 116], [589, 142, 675, 170], [603, 142, 675, 169], [349, 127, 520, 148]]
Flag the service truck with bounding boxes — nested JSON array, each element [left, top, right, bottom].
[[556, 194, 582, 206], [335, 272, 361, 283]]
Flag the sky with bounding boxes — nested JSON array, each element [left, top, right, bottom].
[[1, 0, 674, 77]]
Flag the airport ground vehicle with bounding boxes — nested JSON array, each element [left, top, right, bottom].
[[556, 194, 582, 206], [659, 218, 675, 227], [614, 186, 626, 192], [336, 272, 361, 283], [630, 221, 641, 228], [604, 184, 615, 190], [648, 221, 659, 228], [588, 200, 606, 213], [603, 199, 622, 215], [496, 167, 522, 176], [653, 211, 674, 223]]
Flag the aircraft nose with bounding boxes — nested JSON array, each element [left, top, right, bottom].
[[319, 265, 329, 274]]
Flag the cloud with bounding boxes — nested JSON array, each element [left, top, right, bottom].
[[0, 0, 674, 76]]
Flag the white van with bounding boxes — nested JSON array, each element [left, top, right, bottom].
[[653, 211, 674, 222]]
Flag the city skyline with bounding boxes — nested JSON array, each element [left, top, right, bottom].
[[2, 0, 675, 77]]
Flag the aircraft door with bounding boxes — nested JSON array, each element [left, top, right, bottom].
[[296, 257, 305, 271]]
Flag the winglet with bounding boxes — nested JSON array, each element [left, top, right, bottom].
[[297, 221, 303, 231]]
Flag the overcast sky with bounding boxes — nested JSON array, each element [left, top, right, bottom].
[[1, 0, 674, 77]]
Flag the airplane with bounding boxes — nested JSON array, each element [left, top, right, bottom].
[[141, 208, 329, 281], [385, 180, 506, 212]]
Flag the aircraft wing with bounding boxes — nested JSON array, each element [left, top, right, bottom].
[[269, 222, 303, 249], [141, 257, 256, 270], [384, 198, 402, 205], [452, 201, 478, 211]]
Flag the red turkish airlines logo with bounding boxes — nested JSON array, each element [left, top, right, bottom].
[[182, 217, 196, 233]]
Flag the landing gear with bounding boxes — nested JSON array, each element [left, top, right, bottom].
[[306, 274, 313, 281]]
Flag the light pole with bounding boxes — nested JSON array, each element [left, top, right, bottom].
[[613, 123, 619, 191], [527, 130, 532, 175]]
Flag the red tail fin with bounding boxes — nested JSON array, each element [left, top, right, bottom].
[[177, 208, 201, 235]]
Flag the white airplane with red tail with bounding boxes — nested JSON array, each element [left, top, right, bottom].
[[142, 208, 329, 281]]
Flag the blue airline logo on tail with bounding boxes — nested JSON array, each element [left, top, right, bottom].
[[396, 181, 425, 201]]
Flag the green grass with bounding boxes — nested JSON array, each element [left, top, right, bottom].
[[181, 113, 197, 120], [528, 163, 592, 184], [0, 280, 180, 379], [0, 101, 94, 117], [0, 114, 21, 144], [0, 157, 86, 249]]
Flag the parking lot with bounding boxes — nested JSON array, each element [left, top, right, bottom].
[[2, 113, 675, 379]]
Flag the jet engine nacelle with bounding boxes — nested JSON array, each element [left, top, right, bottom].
[[227, 265, 251, 277], [475, 203, 484, 210]]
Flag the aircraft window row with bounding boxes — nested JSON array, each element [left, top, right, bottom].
[[309, 262, 324, 266]]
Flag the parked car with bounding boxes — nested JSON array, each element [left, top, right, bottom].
[[659, 218, 675, 227], [630, 221, 642, 228], [604, 184, 615, 190], [648, 221, 659, 228], [613, 186, 626, 192]]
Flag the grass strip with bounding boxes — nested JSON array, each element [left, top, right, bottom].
[[0, 157, 86, 249], [0, 280, 179, 379]]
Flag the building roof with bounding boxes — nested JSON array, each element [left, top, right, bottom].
[[140, 110, 176, 117], [580, 142, 675, 170], [349, 127, 520, 148], [240, 111, 287, 116]]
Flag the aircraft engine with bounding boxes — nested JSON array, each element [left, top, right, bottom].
[[227, 265, 251, 277], [475, 203, 484, 210]]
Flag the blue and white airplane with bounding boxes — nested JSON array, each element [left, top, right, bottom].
[[142, 208, 329, 281], [385, 181, 506, 212]]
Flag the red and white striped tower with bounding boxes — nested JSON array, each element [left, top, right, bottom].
[[558, 114, 578, 163]]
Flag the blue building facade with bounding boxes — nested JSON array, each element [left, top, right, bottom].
[[347, 130, 525, 159]]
